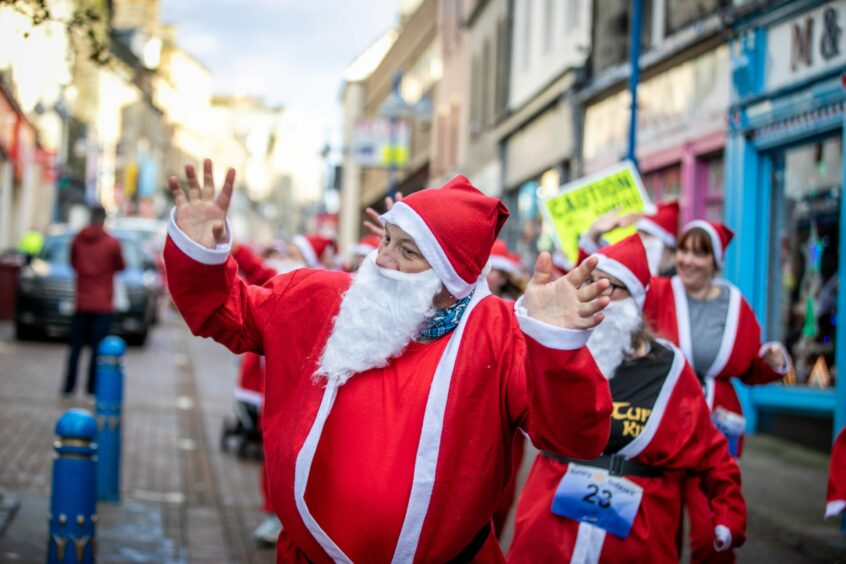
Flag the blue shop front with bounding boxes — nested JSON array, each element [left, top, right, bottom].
[[726, 0, 846, 449]]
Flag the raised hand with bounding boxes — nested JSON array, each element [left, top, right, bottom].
[[169, 159, 236, 249], [586, 209, 642, 243], [363, 192, 403, 239], [523, 253, 611, 330], [761, 343, 788, 372]]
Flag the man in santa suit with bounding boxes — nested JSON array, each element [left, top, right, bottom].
[[508, 236, 745, 563], [165, 160, 613, 562]]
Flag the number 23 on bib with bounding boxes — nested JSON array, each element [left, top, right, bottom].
[[551, 462, 644, 539]]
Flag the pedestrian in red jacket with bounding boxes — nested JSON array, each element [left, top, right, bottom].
[[63, 205, 125, 396]]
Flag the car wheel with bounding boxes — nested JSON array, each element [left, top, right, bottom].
[[15, 322, 40, 341], [126, 330, 148, 346]]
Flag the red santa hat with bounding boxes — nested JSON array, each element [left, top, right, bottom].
[[681, 220, 735, 269], [592, 235, 651, 309], [352, 235, 382, 257], [488, 240, 524, 274], [380, 175, 510, 298], [636, 201, 680, 248], [293, 234, 336, 268]]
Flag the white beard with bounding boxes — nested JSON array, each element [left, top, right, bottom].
[[587, 297, 643, 379], [315, 252, 443, 386], [642, 236, 665, 276]]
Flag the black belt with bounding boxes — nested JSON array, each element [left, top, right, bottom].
[[541, 451, 663, 478], [448, 522, 491, 563]]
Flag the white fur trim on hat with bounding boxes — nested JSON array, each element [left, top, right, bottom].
[[380, 202, 474, 298], [353, 243, 378, 256], [637, 217, 676, 248], [293, 234, 319, 268], [684, 220, 723, 268], [593, 254, 647, 309], [488, 255, 522, 274]]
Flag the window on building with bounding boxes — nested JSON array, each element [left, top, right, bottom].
[[703, 153, 724, 221], [768, 136, 841, 388], [642, 164, 681, 203], [665, 0, 730, 36]]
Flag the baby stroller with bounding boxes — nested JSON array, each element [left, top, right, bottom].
[[220, 353, 264, 459]]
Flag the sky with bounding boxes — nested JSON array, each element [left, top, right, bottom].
[[160, 0, 399, 156]]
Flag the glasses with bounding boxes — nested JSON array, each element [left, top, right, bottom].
[[584, 275, 629, 298]]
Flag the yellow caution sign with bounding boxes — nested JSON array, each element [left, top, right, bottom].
[[540, 161, 654, 265]]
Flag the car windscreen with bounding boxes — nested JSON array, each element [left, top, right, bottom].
[[40, 233, 143, 269]]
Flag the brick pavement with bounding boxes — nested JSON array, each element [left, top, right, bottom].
[[0, 308, 275, 563]]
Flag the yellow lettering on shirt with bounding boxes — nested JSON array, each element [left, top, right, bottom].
[[612, 402, 653, 438], [622, 420, 642, 437]]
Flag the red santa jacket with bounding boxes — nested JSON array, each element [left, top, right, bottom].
[[508, 342, 746, 563], [643, 276, 785, 424], [70, 226, 125, 313], [826, 428, 846, 519], [164, 233, 612, 563], [231, 245, 278, 404]]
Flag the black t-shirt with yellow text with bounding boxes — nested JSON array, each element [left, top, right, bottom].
[[605, 342, 674, 454]]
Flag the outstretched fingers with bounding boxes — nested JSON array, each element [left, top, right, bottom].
[[216, 168, 236, 212], [185, 164, 201, 201], [530, 252, 554, 286], [566, 255, 599, 288], [202, 159, 216, 199], [168, 176, 186, 207], [576, 277, 610, 301]]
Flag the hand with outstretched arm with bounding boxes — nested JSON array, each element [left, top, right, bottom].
[[362, 192, 404, 240], [168, 159, 236, 249], [523, 252, 611, 329]]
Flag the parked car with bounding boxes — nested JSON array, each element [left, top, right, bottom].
[[14, 230, 157, 345]]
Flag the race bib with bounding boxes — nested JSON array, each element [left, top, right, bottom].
[[551, 463, 643, 539]]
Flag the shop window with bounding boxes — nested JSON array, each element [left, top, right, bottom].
[[703, 154, 724, 221], [642, 164, 681, 203], [768, 137, 841, 388]]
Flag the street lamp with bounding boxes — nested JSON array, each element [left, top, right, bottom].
[[378, 72, 432, 199]]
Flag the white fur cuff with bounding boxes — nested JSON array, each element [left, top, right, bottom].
[[758, 341, 792, 375], [514, 296, 591, 350], [713, 524, 732, 551], [168, 207, 232, 265], [825, 500, 846, 519]]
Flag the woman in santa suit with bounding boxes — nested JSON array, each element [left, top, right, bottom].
[[508, 236, 746, 563], [642, 220, 790, 562]]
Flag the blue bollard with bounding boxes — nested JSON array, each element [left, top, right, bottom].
[[95, 336, 126, 502], [48, 408, 97, 564]]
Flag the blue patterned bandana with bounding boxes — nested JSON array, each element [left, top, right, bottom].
[[417, 290, 474, 340]]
